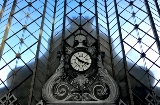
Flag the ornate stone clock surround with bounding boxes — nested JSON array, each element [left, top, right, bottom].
[[42, 31, 119, 104]]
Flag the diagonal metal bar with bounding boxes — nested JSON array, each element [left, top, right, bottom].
[[113, 0, 134, 104], [46, 0, 58, 81], [62, 0, 67, 55], [104, 0, 115, 78], [0, 0, 7, 22], [28, 0, 48, 104], [144, 0, 160, 55], [0, 0, 17, 62], [154, 0, 160, 17], [94, 0, 100, 54]]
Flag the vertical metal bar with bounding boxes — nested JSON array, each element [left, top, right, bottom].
[[62, 0, 67, 54], [46, 0, 57, 81], [94, 0, 100, 54], [154, 0, 160, 17], [113, 0, 134, 104], [0, 0, 17, 61], [0, 0, 7, 22], [144, 0, 160, 54], [104, 0, 115, 78], [28, 0, 48, 104]]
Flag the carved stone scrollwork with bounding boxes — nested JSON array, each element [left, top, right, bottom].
[[42, 55, 119, 103], [92, 83, 110, 100], [97, 55, 119, 102], [71, 74, 89, 89], [69, 92, 93, 101], [71, 93, 81, 101], [52, 82, 71, 100], [42, 34, 119, 103]]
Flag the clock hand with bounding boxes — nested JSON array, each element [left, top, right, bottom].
[[82, 60, 90, 65], [76, 57, 83, 63], [83, 61, 90, 65], [76, 57, 90, 65]]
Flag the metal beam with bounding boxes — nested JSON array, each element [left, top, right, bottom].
[[144, 0, 160, 54], [154, 0, 160, 17], [94, 0, 100, 54], [0, 0, 7, 22], [0, 0, 17, 61], [113, 0, 134, 104], [28, 0, 48, 104], [62, 0, 67, 55], [104, 0, 115, 78], [46, 0, 58, 81]]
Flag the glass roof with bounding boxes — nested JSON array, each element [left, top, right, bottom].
[[0, 0, 160, 102]]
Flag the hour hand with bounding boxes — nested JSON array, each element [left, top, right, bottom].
[[76, 57, 89, 65], [76, 57, 83, 63], [83, 61, 90, 65]]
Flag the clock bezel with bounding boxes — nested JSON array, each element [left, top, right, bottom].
[[69, 50, 93, 73]]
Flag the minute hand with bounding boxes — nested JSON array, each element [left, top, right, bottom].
[[76, 57, 89, 65]]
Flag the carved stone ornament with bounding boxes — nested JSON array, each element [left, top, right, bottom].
[[42, 34, 119, 104], [36, 100, 45, 105], [0, 93, 18, 105], [145, 92, 160, 105]]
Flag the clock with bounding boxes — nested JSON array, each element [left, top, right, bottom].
[[70, 51, 92, 72]]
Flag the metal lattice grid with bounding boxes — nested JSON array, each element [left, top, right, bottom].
[[0, 0, 159, 105]]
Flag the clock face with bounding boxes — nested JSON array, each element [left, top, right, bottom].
[[70, 51, 92, 72]]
